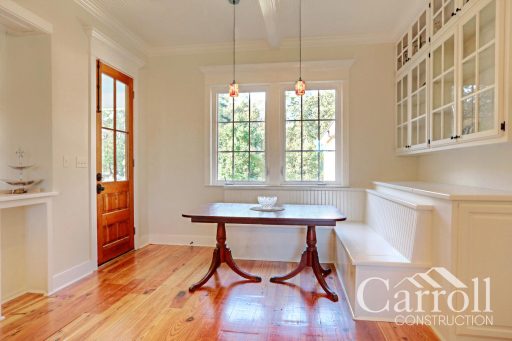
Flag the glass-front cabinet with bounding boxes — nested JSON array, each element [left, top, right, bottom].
[[430, 33, 456, 145], [458, 0, 502, 140], [396, 0, 507, 154], [397, 33, 410, 71]]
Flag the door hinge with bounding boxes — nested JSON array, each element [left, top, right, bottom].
[[501, 121, 506, 131]]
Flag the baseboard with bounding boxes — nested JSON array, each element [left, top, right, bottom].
[[50, 260, 96, 295], [149, 230, 334, 263], [149, 234, 216, 247]]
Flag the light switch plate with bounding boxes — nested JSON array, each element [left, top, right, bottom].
[[76, 157, 88, 168]]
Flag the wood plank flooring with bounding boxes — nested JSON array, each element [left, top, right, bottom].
[[0, 245, 439, 340]]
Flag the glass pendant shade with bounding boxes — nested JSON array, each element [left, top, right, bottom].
[[229, 82, 239, 97], [295, 78, 306, 96]]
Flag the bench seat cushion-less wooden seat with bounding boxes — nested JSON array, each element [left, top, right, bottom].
[[334, 223, 409, 266], [334, 189, 433, 321]]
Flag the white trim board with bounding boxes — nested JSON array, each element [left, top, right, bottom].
[[0, 0, 53, 35], [50, 260, 95, 295]]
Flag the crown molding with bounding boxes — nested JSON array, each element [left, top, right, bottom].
[[0, 0, 52, 35], [74, 0, 148, 56], [149, 33, 394, 57], [85, 27, 146, 68]]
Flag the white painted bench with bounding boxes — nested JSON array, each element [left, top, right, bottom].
[[334, 189, 433, 321]]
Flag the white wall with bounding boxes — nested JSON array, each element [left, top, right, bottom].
[[7, 0, 148, 279], [145, 44, 418, 254], [417, 143, 512, 191], [0, 32, 52, 191]]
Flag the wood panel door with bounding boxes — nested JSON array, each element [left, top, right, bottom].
[[96, 61, 134, 265]]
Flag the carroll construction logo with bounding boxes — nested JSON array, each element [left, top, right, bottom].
[[356, 267, 494, 327]]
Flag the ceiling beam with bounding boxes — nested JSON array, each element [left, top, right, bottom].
[[258, 0, 281, 48]]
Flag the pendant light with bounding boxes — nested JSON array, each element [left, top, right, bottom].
[[295, 0, 306, 96], [229, 0, 239, 97]]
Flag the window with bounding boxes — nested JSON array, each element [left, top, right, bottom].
[[215, 91, 266, 183], [210, 81, 343, 186], [284, 89, 337, 182]]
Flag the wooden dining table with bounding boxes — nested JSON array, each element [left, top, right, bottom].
[[182, 203, 347, 302]]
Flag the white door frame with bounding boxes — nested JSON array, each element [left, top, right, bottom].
[[87, 27, 146, 268]]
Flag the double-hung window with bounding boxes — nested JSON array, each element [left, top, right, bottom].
[[214, 90, 267, 184], [211, 82, 343, 186]]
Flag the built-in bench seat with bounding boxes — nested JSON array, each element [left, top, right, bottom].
[[334, 189, 433, 321]]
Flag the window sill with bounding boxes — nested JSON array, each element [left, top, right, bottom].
[[206, 184, 357, 191]]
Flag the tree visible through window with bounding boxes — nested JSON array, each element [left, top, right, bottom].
[[217, 92, 266, 182], [285, 90, 336, 182]]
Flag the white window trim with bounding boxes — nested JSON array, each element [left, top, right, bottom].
[[210, 84, 271, 186], [203, 60, 352, 188]]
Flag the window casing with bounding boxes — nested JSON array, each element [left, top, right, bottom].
[[210, 81, 344, 186]]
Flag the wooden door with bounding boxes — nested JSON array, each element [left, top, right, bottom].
[[96, 61, 134, 265]]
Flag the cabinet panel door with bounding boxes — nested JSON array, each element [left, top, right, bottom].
[[430, 33, 457, 145], [457, 203, 512, 339], [396, 74, 409, 151], [410, 57, 429, 150], [458, 0, 503, 141]]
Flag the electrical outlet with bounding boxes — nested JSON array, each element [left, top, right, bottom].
[[76, 157, 88, 168], [63, 155, 70, 168]]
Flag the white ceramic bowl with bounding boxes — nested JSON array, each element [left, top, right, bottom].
[[257, 196, 277, 209]]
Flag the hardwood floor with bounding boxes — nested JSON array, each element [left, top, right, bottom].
[[0, 245, 439, 340]]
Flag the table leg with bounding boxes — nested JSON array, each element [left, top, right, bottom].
[[270, 225, 338, 302], [189, 223, 261, 292]]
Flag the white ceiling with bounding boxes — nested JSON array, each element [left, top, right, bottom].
[[80, 0, 425, 53]]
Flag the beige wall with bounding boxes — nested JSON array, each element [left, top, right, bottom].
[[417, 143, 512, 191], [9, 0, 147, 276], [145, 44, 418, 239]]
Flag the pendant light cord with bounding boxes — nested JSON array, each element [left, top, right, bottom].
[[299, 0, 302, 80], [233, 2, 236, 83]]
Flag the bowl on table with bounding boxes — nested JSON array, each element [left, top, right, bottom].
[[257, 196, 278, 209]]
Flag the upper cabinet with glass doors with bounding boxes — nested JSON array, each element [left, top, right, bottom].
[[458, 0, 504, 141], [396, 0, 508, 154]]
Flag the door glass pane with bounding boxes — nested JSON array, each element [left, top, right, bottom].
[[218, 152, 233, 181], [402, 100, 408, 123], [433, 45, 443, 78], [411, 120, 418, 146], [478, 88, 495, 132], [433, 111, 442, 141], [444, 36, 455, 70], [320, 121, 335, 150], [443, 71, 455, 105], [218, 123, 233, 151], [402, 126, 408, 148], [443, 107, 455, 139], [233, 122, 249, 151], [116, 132, 127, 181], [462, 96, 476, 135], [303, 121, 319, 151], [250, 122, 265, 151], [286, 91, 301, 120], [116, 81, 127, 131], [218, 94, 233, 122], [286, 121, 301, 150], [233, 152, 249, 180], [443, 0, 454, 25], [412, 94, 418, 119], [102, 129, 114, 182], [101, 74, 114, 129], [320, 90, 336, 119], [479, 45, 495, 90], [433, 12, 443, 35], [285, 152, 301, 181], [397, 127, 403, 148], [419, 60, 426, 87], [480, 1, 496, 47], [249, 152, 265, 181], [412, 67, 419, 93], [433, 79, 442, 109], [463, 17, 477, 59], [418, 117, 426, 144], [462, 57, 476, 96], [397, 105, 402, 125], [396, 81, 401, 102], [433, 0, 442, 14], [419, 89, 427, 116]]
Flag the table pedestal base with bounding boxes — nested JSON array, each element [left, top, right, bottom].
[[189, 223, 262, 292], [270, 225, 339, 302]]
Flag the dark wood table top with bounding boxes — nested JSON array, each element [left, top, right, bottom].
[[182, 203, 347, 226]]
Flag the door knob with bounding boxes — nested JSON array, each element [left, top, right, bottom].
[[97, 183, 105, 194]]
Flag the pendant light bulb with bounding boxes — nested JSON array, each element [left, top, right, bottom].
[[229, 82, 239, 97], [295, 78, 306, 96]]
